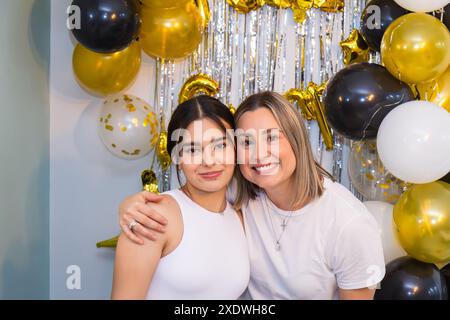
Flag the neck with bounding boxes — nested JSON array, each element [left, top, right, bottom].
[[265, 178, 307, 211], [182, 184, 227, 213]]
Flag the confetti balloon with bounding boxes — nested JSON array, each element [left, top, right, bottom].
[[349, 141, 409, 204], [98, 94, 159, 160]]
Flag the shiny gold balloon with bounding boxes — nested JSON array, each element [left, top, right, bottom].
[[96, 236, 119, 248], [417, 67, 450, 113], [179, 74, 220, 104], [340, 29, 370, 65], [195, 0, 211, 29], [394, 181, 450, 268], [313, 0, 344, 12], [265, 0, 292, 8], [142, 169, 159, 193], [140, 2, 203, 59], [140, 0, 190, 8], [226, 0, 264, 14], [381, 13, 450, 85], [72, 41, 141, 96], [157, 131, 172, 170], [285, 82, 333, 150]]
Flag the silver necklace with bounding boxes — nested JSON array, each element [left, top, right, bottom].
[[263, 195, 295, 251]]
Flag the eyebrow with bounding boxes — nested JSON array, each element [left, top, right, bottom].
[[179, 135, 228, 148]]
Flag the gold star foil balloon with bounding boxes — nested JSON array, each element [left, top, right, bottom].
[[285, 82, 334, 150], [179, 74, 220, 104], [340, 29, 370, 65], [226, 0, 264, 14], [99, 94, 159, 160]]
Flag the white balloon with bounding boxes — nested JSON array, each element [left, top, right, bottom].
[[98, 94, 159, 160], [377, 101, 450, 184], [394, 0, 450, 12], [364, 201, 406, 264]]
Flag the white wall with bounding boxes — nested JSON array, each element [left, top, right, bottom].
[[0, 0, 50, 299], [50, 0, 161, 299]]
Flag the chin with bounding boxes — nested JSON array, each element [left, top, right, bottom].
[[192, 180, 228, 193]]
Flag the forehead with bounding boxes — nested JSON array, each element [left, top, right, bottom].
[[183, 118, 231, 143], [236, 107, 279, 130]]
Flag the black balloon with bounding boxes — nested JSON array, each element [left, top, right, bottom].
[[375, 257, 448, 300], [70, 0, 141, 53], [360, 0, 409, 52], [442, 264, 450, 300], [323, 63, 414, 140], [441, 172, 450, 184]]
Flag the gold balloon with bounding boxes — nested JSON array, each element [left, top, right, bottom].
[[381, 13, 450, 85], [157, 131, 172, 170], [195, 0, 211, 29], [140, 0, 190, 8], [140, 2, 203, 59], [340, 29, 370, 65], [313, 0, 344, 12], [141, 169, 159, 194], [229, 104, 236, 115], [394, 181, 450, 268], [96, 236, 119, 248], [72, 41, 141, 97], [417, 67, 450, 113], [285, 82, 333, 150], [291, 0, 344, 24], [265, 0, 292, 8], [179, 74, 220, 104], [226, 0, 264, 14]]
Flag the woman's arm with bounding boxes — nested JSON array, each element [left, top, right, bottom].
[[339, 288, 375, 300], [111, 231, 165, 299], [112, 196, 181, 299]]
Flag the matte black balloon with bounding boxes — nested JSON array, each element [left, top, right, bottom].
[[70, 0, 141, 53], [442, 264, 450, 300], [441, 172, 450, 184], [375, 257, 448, 300], [323, 63, 414, 140], [360, 0, 409, 52]]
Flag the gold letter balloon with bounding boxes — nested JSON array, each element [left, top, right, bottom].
[[72, 41, 141, 97], [99, 95, 159, 160], [381, 13, 450, 85], [394, 181, 450, 268], [140, 1, 205, 59]]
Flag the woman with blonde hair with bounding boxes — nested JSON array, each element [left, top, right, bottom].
[[117, 91, 385, 300]]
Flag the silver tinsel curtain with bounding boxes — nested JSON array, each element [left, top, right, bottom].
[[152, 0, 371, 198]]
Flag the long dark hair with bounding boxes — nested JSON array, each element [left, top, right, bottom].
[[167, 95, 235, 172]]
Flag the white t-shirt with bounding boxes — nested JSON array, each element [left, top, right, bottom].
[[230, 177, 385, 300]]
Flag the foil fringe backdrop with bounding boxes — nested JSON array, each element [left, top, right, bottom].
[[151, 0, 368, 199]]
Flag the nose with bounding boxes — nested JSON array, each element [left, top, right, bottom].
[[202, 147, 215, 167]]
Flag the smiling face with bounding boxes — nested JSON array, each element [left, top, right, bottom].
[[236, 107, 297, 192], [177, 118, 235, 193]]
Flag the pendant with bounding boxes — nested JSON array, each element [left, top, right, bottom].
[[275, 241, 281, 251]]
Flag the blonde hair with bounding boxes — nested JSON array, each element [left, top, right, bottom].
[[233, 91, 334, 209]]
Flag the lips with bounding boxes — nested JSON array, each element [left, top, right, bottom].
[[199, 170, 223, 179], [252, 162, 279, 175]]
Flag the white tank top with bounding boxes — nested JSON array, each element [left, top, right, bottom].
[[146, 189, 250, 300]]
